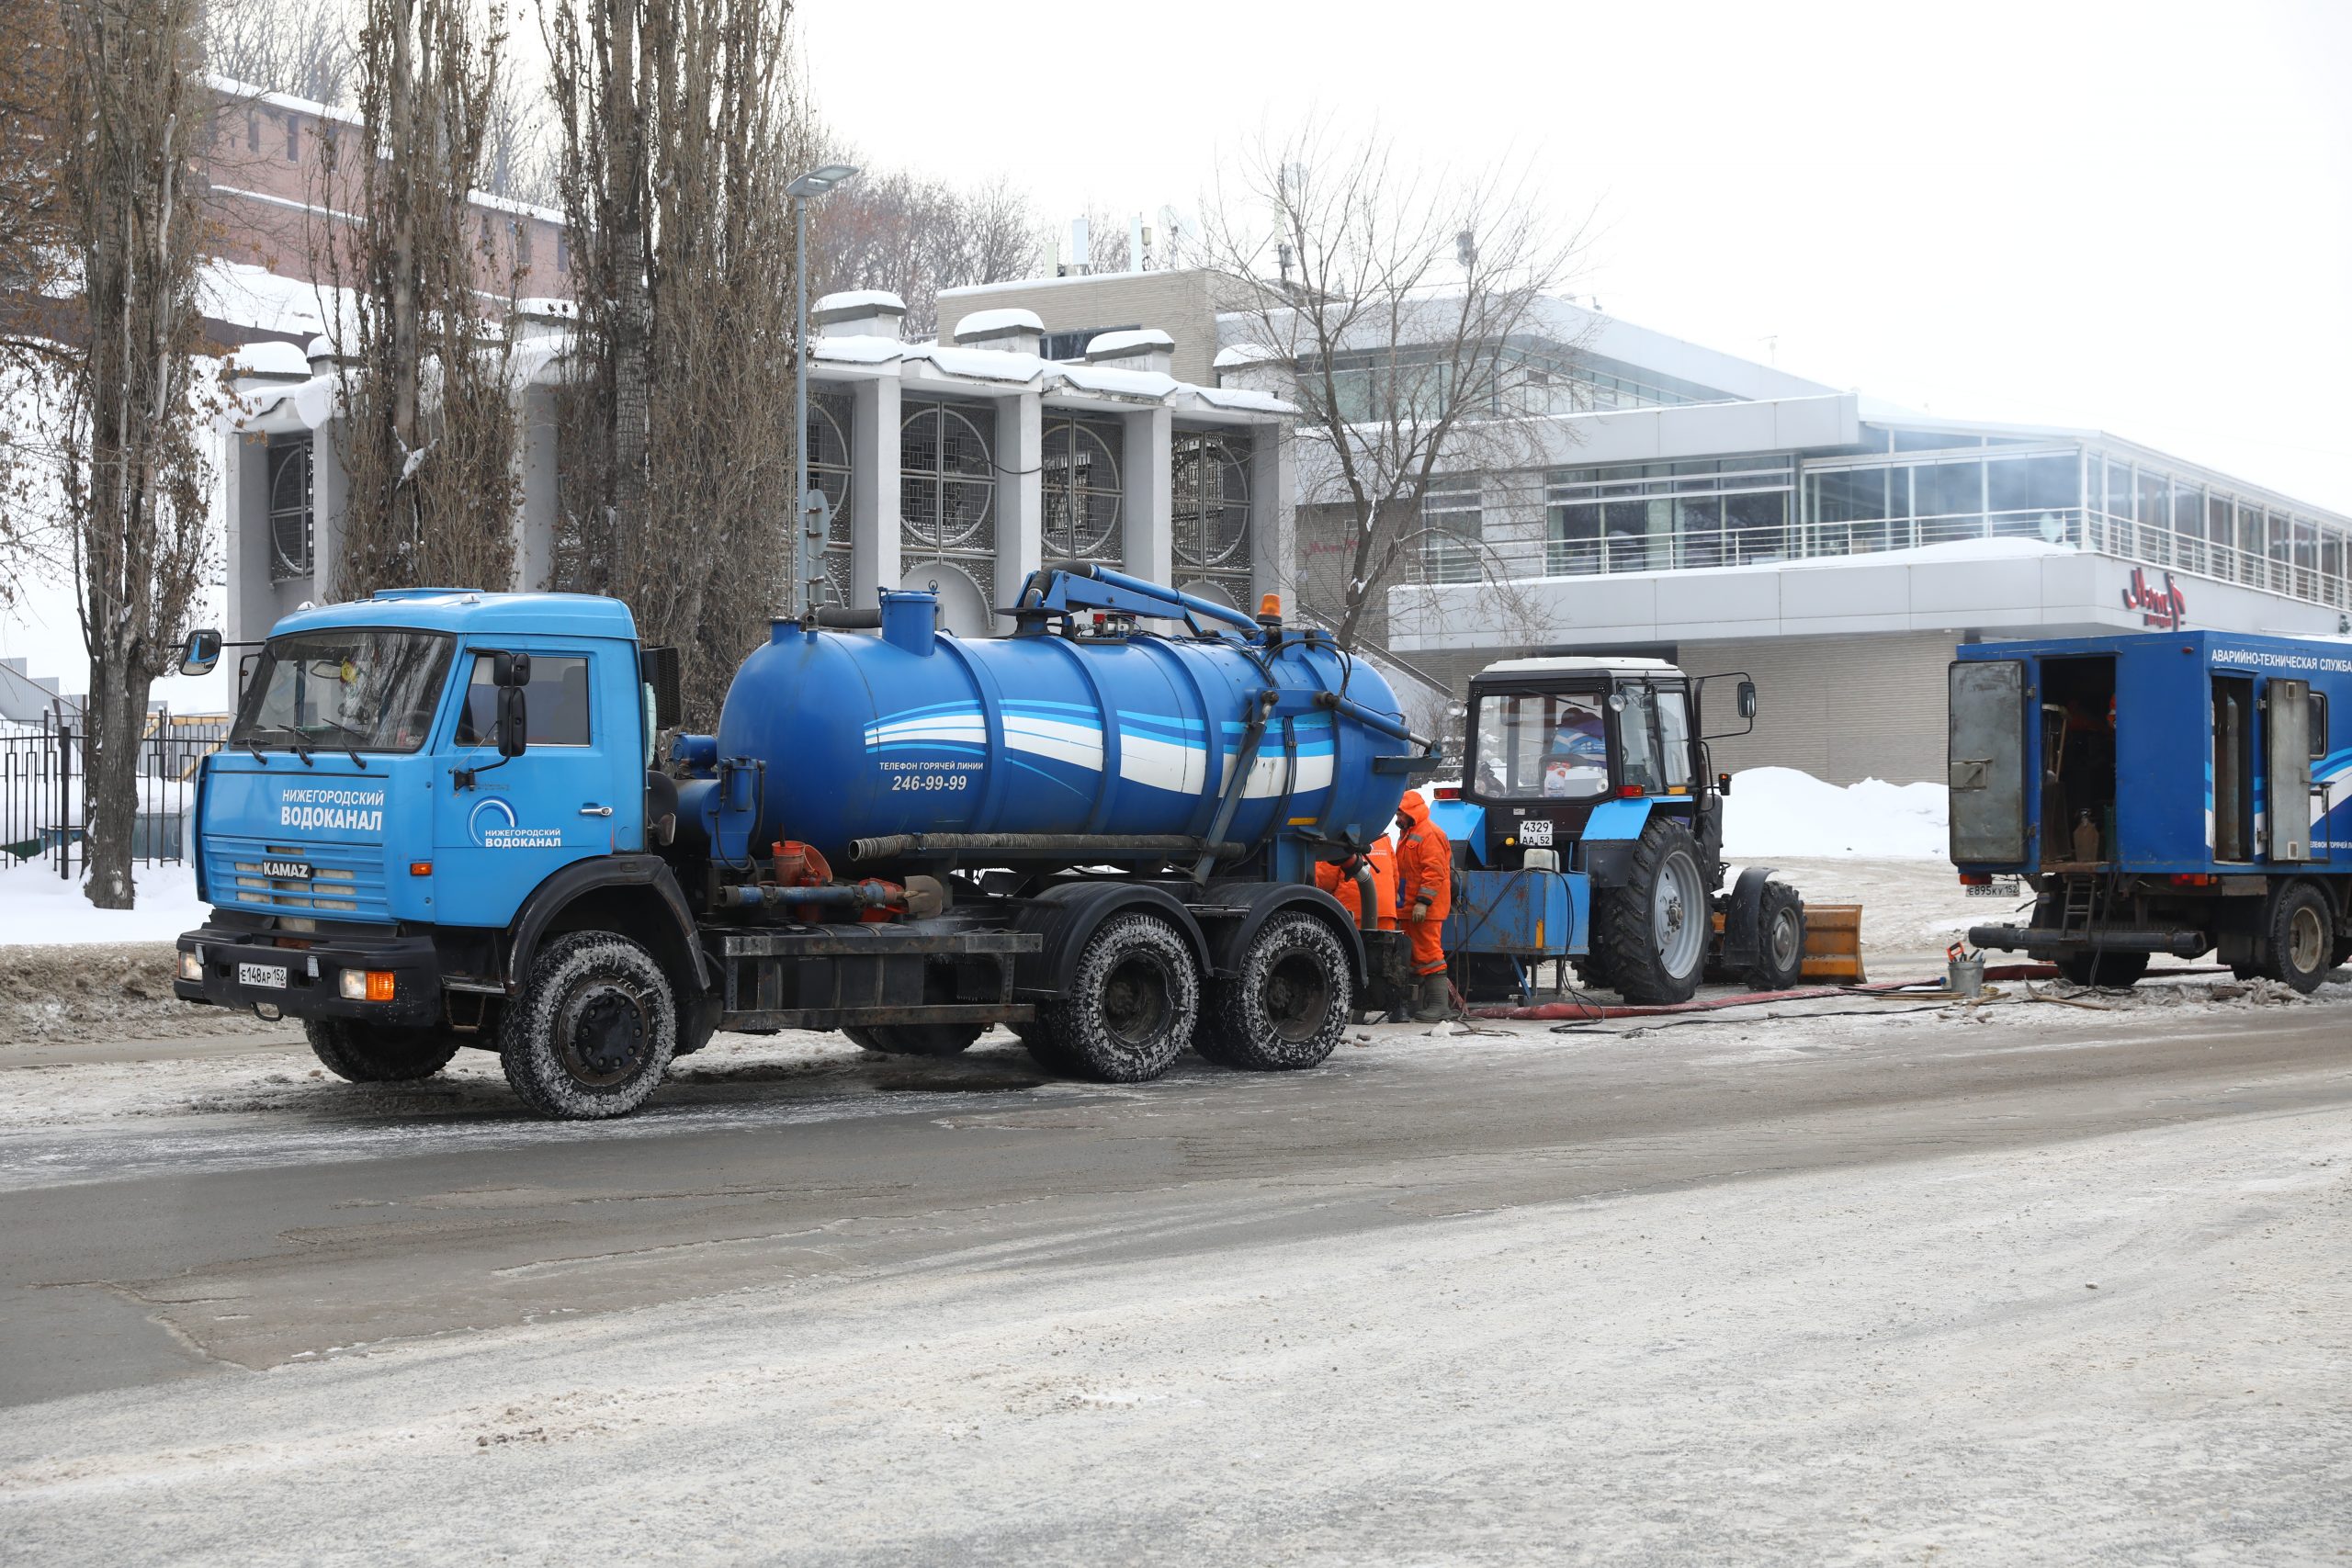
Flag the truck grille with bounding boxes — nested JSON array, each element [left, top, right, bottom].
[[205, 837, 391, 922]]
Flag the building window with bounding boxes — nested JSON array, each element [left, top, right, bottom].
[[1172, 430, 1253, 604], [556, 231, 570, 275], [1042, 324, 1138, 362], [1547, 458, 1793, 574], [246, 111, 260, 152], [900, 401, 995, 564], [1040, 415, 1123, 564], [514, 221, 532, 267], [267, 438, 312, 581], [1419, 480, 1483, 584], [807, 391, 854, 605], [284, 114, 300, 161], [478, 213, 493, 254]]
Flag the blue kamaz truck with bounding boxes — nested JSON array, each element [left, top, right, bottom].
[[1954, 629, 2352, 990], [170, 569, 1433, 1118]]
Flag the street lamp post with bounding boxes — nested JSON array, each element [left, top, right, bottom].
[[787, 162, 859, 619]]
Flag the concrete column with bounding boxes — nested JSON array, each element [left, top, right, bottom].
[[1121, 405, 1173, 589], [991, 390, 1043, 634], [222, 430, 272, 643], [1250, 420, 1295, 614], [308, 419, 347, 604], [851, 375, 901, 610], [513, 386, 559, 592]]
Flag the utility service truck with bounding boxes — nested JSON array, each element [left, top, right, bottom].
[[1955, 629, 2352, 990], [171, 568, 1434, 1118]]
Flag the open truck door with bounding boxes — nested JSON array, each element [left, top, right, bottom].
[[2267, 677, 2312, 863], [1950, 660, 2030, 864]]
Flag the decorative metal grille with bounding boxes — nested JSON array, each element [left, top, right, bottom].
[[1173, 430, 1252, 599], [267, 437, 312, 581], [1041, 415, 1123, 564], [900, 401, 996, 564], [809, 391, 854, 603]]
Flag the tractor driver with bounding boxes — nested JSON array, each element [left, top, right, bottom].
[[1544, 697, 1608, 798]]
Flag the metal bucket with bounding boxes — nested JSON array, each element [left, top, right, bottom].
[[1947, 953, 1985, 997]]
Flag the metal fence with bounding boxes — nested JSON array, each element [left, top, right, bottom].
[[1, 712, 231, 878]]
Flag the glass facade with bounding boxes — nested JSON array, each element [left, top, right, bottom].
[[1545, 458, 1794, 574], [1419, 480, 1484, 584], [1328, 344, 1735, 424]]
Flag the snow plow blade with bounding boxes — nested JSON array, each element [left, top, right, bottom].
[[1799, 903, 1865, 982]]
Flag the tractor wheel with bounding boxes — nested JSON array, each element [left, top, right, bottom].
[[303, 1020, 461, 1083], [1742, 880, 1807, 991], [2259, 883, 2333, 994], [2056, 950, 2149, 988], [844, 1023, 984, 1056], [1589, 818, 1709, 1005]]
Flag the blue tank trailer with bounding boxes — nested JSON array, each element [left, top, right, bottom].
[[1424, 656, 1809, 1006], [1953, 629, 2352, 990], [166, 567, 1435, 1118]]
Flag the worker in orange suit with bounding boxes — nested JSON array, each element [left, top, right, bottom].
[[1315, 836, 1399, 931], [1393, 790, 1453, 1021]]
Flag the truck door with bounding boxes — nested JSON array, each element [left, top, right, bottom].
[[432, 645, 621, 923], [1949, 660, 2029, 863], [2267, 677, 2312, 863]]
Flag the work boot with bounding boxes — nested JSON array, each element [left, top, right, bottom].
[[1411, 973, 1453, 1022]]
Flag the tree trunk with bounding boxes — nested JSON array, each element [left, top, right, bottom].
[[79, 658, 149, 909], [388, 0, 420, 528], [608, 0, 650, 549]]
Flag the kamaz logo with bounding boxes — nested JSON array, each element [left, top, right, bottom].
[[260, 859, 312, 880]]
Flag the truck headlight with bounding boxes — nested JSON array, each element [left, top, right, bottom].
[[179, 949, 203, 981], [339, 969, 396, 1001]]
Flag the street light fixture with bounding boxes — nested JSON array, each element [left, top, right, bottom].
[[789, 162, 859, 618]]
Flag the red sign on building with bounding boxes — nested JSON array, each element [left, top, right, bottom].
[[2122, 567, 2187, 630]]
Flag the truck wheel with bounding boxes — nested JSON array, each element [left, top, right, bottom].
[[1590, 818, 1709, 1004], [2057, 950, 2149, 987], [1195, 911, 1351, 1071], [499, 931, 678, 1120], [1742, 881, 1807, 991], [2261, 883, 2333, 994], [1011, 1017, 1081, 1075], [302, 1020, 460, 1083], [844, 1022, 984, 1056], [1037, 913, 1198, 1082]]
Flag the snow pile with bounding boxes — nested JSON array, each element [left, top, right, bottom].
[[1721, 767, 1948, 860], [0, 858, 207, 945]]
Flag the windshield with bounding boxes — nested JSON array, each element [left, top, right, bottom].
[[230, 629, 454, 754], [1472, 688, 1611, 802]]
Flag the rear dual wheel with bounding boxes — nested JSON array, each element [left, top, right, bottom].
[[1195, 912, 1351, 1072], [1029, 914, 1200, 1083]]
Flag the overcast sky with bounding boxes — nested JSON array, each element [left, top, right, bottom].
[[808, 0, 2352, 509], [7, 0, 2348, 694]]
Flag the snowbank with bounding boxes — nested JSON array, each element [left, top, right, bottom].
[[1721, 767, 1948, 860], [0, 858, 207, 945]]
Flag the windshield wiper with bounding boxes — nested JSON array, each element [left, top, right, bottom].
[[243, 738, 267, 765]]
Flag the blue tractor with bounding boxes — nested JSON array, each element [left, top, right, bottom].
[[1432, 656, 1808, 1005]]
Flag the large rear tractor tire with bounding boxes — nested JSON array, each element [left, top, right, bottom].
[[1036, 913, 1199, 1083], [1195, 911, 1351, 1071], [499, 931, 678, 1120], [844, 1022, 985, 1056], [1589, 818, 1710, 1005], [303, 1020, 461, 1083], [2056, 949, 2150, 988]]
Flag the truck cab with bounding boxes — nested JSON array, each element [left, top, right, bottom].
[[1435, 656, 1803, 1005]]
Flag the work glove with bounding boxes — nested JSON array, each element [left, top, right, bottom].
[[1410, 899, 1430, 922]]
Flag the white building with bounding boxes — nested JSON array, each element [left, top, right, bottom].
[[944, 273, 2352, 784], [216, 291, 1294, 646]]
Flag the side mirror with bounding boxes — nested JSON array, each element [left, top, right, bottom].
[[639, 645, 682, 730], [492, 650, 532, 689], [1737, 680, 1758, 720], [178, 628, 221, 677], [496, 686, 528, 757]]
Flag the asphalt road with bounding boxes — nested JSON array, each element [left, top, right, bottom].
[[3, 994, 2346, 1414]]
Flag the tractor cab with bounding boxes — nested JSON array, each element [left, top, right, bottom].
[[1461, 657, 1713, 872]]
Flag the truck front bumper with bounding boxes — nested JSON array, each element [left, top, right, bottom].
[[174, 923, 447, 1029], [1968, 923, 2208, 959]]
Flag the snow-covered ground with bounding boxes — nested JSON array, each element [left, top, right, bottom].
[[1721, 765, 1948, 859], [0, 861, 205, 946]]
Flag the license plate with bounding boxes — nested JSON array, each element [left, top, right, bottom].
[[238, 962, 288, 989], [1519, 818, 1555, 847], [261, 860, 312, 880]]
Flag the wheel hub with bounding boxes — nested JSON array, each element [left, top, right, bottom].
[[1102, 956, 1173, 1046], [561, 987, 649, 1087], [1262, 951, 1330, 1042]]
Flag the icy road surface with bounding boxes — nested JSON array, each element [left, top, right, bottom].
[[1, 978, 2347, 1565]]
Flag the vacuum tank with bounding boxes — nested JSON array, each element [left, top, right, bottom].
[[679, 583, 1416, 867]]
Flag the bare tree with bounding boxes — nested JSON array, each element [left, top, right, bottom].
[[326, 0, 522, 597], [0, 0, 72, 610], [481, 62, 558, 207], [202, 0, 354, 103], [58, 0, 215, 908], [1198, 120, 1589, 653], [814, 163, 1036, 337], [547, 0, 800, 721]]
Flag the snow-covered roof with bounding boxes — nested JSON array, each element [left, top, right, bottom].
[[815, 289, 906, 316], [1214, 343, 1280, 368], [1087, 327, 1173, 357], [954, 307, 1043, 338], [1476, 655, 1682, 678], [226, 340, 311, 380]]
